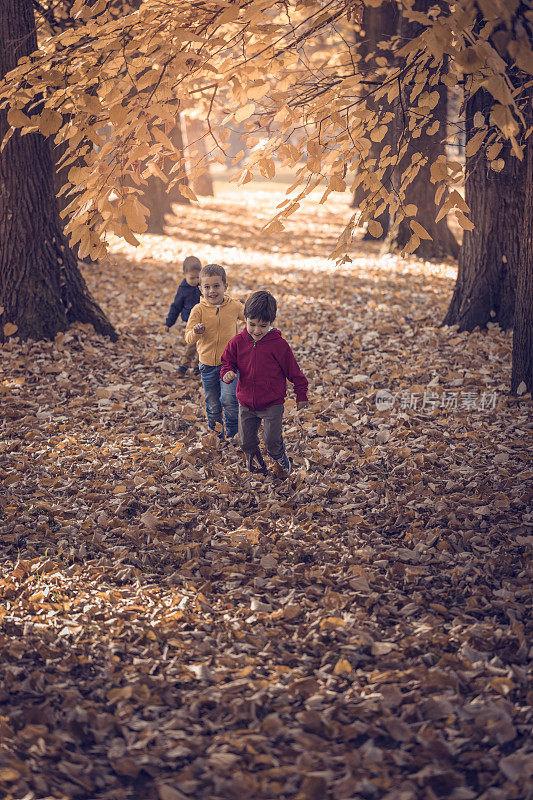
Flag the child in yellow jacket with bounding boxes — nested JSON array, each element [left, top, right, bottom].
[[185, 264, 244, 438]]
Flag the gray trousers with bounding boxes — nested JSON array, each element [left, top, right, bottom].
[[239, 403, 284, 460]]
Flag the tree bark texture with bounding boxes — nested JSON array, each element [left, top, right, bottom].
[[443, 89, 524, 331], [143, 119, 189, 234], [0, 0, 116, 342], [384, 3, 458, 260], [510, 102, 533, 394], [352, 1, 398, 242]]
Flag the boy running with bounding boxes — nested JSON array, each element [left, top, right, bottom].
[[221, 290, 308, 476], [185, 264, 244, 439], [165, 255, 202, 377]]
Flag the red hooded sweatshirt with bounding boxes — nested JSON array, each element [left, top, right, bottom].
[[221, 329, 308, 411]]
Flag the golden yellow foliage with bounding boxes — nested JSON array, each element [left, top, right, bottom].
[[0, 0, 530, 259]]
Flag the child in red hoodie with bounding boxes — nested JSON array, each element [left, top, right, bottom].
[[221, 290, 308, 476]]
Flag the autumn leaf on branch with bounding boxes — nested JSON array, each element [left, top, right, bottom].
[[0, 0, 530, 260]]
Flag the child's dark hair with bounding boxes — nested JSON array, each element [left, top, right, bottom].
[[244, 290, 277, 323], [183, 255, 201, 273], [200, 263, 227, 284]]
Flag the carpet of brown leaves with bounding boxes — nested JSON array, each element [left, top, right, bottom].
[[1, 183, 532, 800]]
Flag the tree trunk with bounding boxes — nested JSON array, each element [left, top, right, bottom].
[[352, 0, 398, 243], [510, 102, 533, 395], [182, 117, 214, 196], [443, 90, 524, 330], [384, 4, 458, 260], [0, 0, 116, 342], [143, 119, 189, 234]]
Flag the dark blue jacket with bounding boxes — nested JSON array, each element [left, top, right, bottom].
[[165, 280, 201, 327]]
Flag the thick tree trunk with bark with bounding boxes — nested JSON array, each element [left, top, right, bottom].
[[384, 4, 458, 260], [0, 0, 116, 342], [352, 1, 398, 242], [143, 120, 189, 234], [443, 90, 524, 330], [510, 107, 533, 394]]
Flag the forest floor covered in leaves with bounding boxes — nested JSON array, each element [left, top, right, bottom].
[[1, 183, 532, 800]]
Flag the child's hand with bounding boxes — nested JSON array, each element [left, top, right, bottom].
[[297, 401, 309, 410], [193, 323, 206, 335], [222, 371, 237, 383], [165, 325, 170, 333]]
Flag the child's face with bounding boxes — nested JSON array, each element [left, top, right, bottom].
[[200, 276, 226, 305], [184, 271, 200, 287], [246, 317, 271, 341]]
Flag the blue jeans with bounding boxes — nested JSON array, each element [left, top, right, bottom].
[[199, 363, 239, 438]]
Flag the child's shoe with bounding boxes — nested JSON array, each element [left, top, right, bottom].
[[246, 449, 268, 476], [273, 450, 291, 477], [177, 365, 188, 377]]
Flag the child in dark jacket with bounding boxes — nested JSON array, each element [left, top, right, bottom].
[[165, 255, 202, 376], [221, 290, 308, 476]]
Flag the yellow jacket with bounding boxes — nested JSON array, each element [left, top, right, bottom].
[[185, 295, 245, 366]]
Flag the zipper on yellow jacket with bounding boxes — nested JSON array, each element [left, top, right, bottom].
[[184, 294, 244, 366]]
